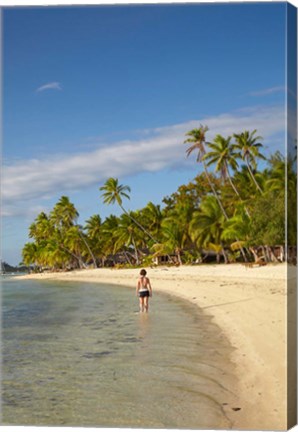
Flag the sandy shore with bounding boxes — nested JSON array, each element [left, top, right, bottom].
[[16, 263, 294, 430]]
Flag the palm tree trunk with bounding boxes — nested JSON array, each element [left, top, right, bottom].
[[267, 246, 279, 263], [77, 229, 98, 268], [204, 163, 247, 263], [120, 205, 157, 243], [123, 250, 132, 265], [57, 242, 87, 269], [249, 246, 259, 262], [245, 157, 263, 193], [226, 163, 251, 218], [203, 162, 228, 219], [220, 243, 229, 264], [280, 246, 285, 262], [131, 235, 140, 265], [176, 249, 183, 265], [120, 204, 175, 264]]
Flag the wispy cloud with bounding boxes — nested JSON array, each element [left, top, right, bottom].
[[2, 104, 285, 218], [249, 86, 285, 97], [36, 82, 62, 92]]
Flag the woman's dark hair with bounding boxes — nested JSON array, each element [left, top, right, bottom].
[[140, 269, 147, 276]]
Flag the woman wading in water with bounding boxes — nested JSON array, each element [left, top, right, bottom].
[[136, 269, 152, 313]]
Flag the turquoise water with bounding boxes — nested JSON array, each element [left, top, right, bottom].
[[1, 277, 237, 428]]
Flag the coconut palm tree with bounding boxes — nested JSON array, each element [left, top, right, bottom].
[[152, 221, 185, 265], [232, 167, 257, 201], [204, 135, 239, 194], [204, 134, 251, 218], [164, 199, 194, 250], [51, 196, 97, 267], [28, 209, 88, 269], [184, 126, 228, 219], [99, 177, 157, 244], [22, 242, 38, 268], [233, 130, 265, 193], [84, 215, 104, 266], [29, 212, 54, 241], [63, 226, 88, 269], [221, 210, 252, 258], [139, 202, 164, 240], [264, 152, 292, 196], [85, 215, 102, 240], [185, 129, 248, 261], [100, 215, 120, 266], [77, 224, 98, 267], [50, 196, 79, 228], [189, 195, 229, 263], [265, 154, 296, 255], [113, 213, 143, 265]]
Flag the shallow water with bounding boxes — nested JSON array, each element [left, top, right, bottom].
[[1, 277, 237, 428]]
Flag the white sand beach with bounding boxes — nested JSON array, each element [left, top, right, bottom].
[[17, 263, 295, 430]]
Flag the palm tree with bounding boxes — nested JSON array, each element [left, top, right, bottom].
[[113, 213, 143, 265], [139, 202, 164, 240], [189, 195, 228, 264], [22, 242, 38, 268], [265, 154, 296, 257], [84, 215, 104, 266], [99, 178, 157, 244], [204, 134, 251, 217], [264, 152, 291, 195], [48, 226, 85, 269], [77, 224, 98, 267], [50, 196, 79, 228], [152, 221, 185, 266], [185, 128, 248, 261], [51, 196, 97, 267], [163, 199, 194, 250], [204, 135, 239, 193], [28, 209, 88, 269], [85, 215, 102, 240], [233, 130, 265, 193], [184, 125, 228, 219], [63, 226, 88, 269], [161, 220, 187, 265], [100, 215, 120, 266], [29, 212, 54, 241], [232, 167, 257, 201], [221, 210, 252, 258]]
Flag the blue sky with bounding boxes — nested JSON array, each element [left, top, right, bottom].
[[1, 2, 292, 265]]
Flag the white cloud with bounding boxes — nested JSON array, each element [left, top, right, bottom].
[[36, 82, 62, 92], [2, 104, 286, 217], [249, 86, 285, 97]]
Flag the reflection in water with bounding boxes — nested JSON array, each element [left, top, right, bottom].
[[2, 279, 237, 428], [137, 312, 150, 341]]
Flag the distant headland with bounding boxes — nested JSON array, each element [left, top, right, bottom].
[[0, 260, 29, 274]]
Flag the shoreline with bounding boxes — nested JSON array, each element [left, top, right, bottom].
[[15, 263, 291, 430]]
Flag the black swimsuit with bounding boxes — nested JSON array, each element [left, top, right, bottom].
[[139, 277, 150, 298], [139, 290, 150, 298]]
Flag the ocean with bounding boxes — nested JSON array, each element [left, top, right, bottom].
[[1, 277, 236, 428]]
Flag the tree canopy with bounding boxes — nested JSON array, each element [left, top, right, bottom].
[[22, 127, 297, 270]]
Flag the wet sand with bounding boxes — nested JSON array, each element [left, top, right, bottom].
[[17, 263, 293, 430]]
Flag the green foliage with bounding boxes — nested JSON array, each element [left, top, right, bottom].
[[22, 129, 296, 269], [99, 177, 131, 206], [249, 191, 285, 245]]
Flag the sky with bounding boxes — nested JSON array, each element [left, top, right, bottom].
[[1, 1, 294, 265]]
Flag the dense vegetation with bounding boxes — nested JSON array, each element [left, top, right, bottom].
[[21, 126, 297, 270], [0, 261, 29, 274]]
